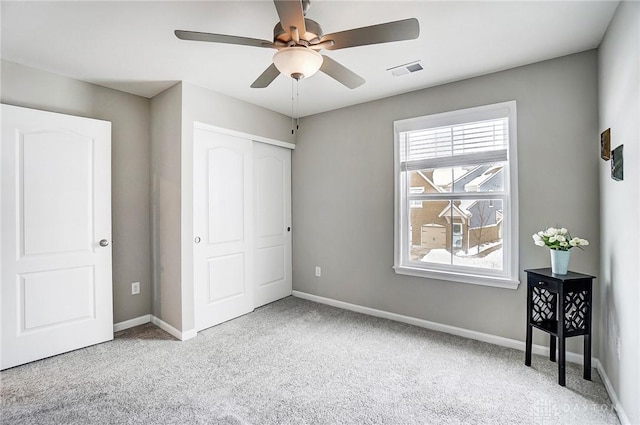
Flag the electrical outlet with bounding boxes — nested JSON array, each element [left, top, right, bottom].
[[616, 337, 621, 360], [315, 266, 321, 277], [131, 281, 140, 295]]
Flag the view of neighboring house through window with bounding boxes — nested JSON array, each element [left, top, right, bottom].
[[393, 101, 519, 288]]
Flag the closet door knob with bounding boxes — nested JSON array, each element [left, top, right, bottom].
[[194, 236, 201, 243], [99, 239, 109, 247]]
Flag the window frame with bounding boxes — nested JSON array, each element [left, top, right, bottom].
[[393, 101, 519, 289]]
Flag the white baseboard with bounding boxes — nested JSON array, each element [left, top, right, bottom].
[[182, 329, 198, 340], [150, 316, 197, 341], [595, 359, 631, 425], [113, 314, 196, 341], [113, 314, 151, 332], [292, 290, 596, 366]]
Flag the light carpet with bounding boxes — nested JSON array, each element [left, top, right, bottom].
[[1, 296, 619, 424]]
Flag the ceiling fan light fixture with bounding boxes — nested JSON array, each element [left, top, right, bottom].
[[273, 47, 323, 80]]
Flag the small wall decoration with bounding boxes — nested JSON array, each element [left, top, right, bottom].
[[600, 128, 611, 160], [611, 144, 623, 181]]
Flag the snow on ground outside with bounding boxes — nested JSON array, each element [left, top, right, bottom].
[[456, 240, 502, 257], [422, 246, 503, 269]]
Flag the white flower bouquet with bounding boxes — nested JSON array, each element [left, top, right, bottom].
[[532, 227, 589, 251]]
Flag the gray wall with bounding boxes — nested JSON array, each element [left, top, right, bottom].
[[293, 51, 600, 355], [598, 1, 640, 423], [150, 83, 183, 330], [1, 60, 152, 324], [181, 82, 296, 147]]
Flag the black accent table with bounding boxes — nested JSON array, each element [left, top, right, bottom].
[[524, 268, 595, 386]]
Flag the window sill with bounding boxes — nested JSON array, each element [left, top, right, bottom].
[[393, 265, 520, 289]]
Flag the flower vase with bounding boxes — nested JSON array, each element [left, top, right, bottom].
[[550, 249, 570, 275]]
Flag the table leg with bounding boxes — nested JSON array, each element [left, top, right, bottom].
[[525, 284, 533, 366], [584, 333, 591, 380], [558, 337, 566, 386], [550, 335, 556, 362], [558, 288, 566, 386], [525, 324, 532, 366], [584, 286, 593, 380]]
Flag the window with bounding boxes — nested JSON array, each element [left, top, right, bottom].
[[393, 101, 519, 288]]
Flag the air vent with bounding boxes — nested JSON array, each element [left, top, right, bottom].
[[388, 60, 424, 77]]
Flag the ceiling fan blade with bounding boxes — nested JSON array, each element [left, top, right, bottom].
[[320, 18, 419, 51], [273, 0, 306, 37], [320, 55, 365, 89], [251, 63, 281, 88], [175, 30, 276, 49]]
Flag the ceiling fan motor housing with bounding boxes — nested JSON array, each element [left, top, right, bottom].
[[273, 18, 323, 45]]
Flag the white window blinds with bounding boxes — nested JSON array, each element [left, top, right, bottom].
[[400, 118, 509, 170]]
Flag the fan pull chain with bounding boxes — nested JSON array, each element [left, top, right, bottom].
[[290, 78, 302, 135], [296, 79, 300, 132], [291, 78, 295, 135]]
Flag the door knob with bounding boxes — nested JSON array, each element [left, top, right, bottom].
[[194, 236, 201, 243], [99, 239, 109, 247]]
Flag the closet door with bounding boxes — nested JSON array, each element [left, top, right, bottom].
[[193, 126, 253, 331], [1, 104, 113, 369], [254, 142, 292, 307]]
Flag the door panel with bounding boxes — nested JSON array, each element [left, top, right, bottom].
[[22, 266, 95, 330], [207, 147, 245, 244], [207, 253, 245, 302], [256, 156, 285, 238], [22, 131, 93, 256], [256, 245, 286, 286], [254, 143, 292, 307], [194, 125, 253, 331], [1, 104, 112, 370]]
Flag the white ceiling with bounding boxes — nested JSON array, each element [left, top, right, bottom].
[[1, 1, 619, 117]]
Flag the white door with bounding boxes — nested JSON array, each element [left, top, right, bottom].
[[1, 104, 113, 370], [193, 125, 253, 331], [254, 142, 292, 307]]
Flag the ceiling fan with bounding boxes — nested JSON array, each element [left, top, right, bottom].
[[175, 0, 420, 89]]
